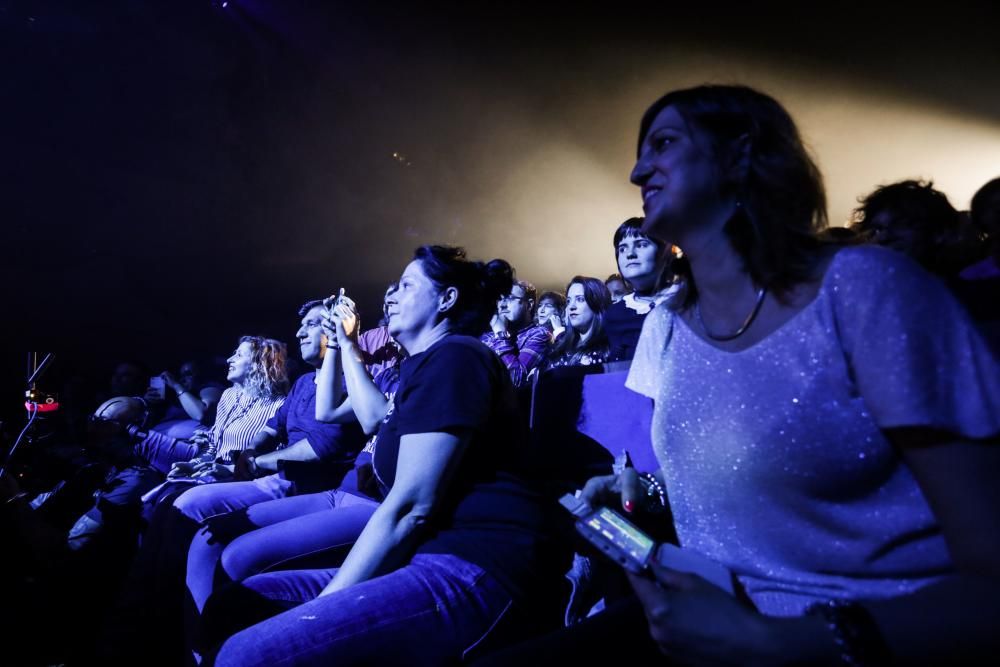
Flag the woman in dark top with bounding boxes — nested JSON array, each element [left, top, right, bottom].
[[545, 276, 612, 368], [603, 216, 679, 361], [209, 246, 561, 666]]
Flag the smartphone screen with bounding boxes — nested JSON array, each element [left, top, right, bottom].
[[578, 505, 656, 572], [148, 376, 166, 399]]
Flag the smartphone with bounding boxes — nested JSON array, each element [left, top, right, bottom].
[[148, 376, 166, 400], [559, 493, 735, 594], [560, 493, 655, 574]]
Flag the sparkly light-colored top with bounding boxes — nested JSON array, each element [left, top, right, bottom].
[[627, 246, 1000, 617]]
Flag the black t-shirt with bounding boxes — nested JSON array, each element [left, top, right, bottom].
[[604, 298, 649, 361], [372, 335, 557, 600]]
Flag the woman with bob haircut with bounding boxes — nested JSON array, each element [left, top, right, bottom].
[[207, 245, 566, 666], [545, 276, 612, 368], [605, 216, 680, 361], [483, 85, 1000, 665]]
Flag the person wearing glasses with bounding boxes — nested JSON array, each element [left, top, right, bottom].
[[481, 279, 551, 387]]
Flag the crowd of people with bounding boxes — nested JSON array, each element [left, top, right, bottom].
[[3, 84, 999, 666]]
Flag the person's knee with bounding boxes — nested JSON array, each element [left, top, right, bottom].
[[173, 486, 218, 522], [220, 540, 259, 582]]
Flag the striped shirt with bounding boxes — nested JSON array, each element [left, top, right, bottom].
[[203, 386, 285, 462]]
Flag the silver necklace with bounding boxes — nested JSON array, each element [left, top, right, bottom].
[[695, 286, 768, 342]]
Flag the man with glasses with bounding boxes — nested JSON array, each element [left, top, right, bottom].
[[481, 279, 551, 388]]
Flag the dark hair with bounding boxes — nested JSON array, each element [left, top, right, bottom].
[[971, 177, 1000, 238], [512, 279, 537, 305], [537, 290, 566, 312], [850, 179, 962, 270], [613, 217, 666, 253], [413, 245, 513, 335], [552, 276, 611, 358], [637, 85, 828, 303], [298, 300, 325, 318], [378, 282, 400, 327], [612, 216, 676, 292], [605, 273, 624, 284]]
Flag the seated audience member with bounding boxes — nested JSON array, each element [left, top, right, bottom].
[[953, 177, 1000, 335], [535, 290, 566, 342], [184, 290, 398, 643], [171, 300, 366, 523], [604, 217, 679, 361], [481, 278, 551, 387], [92, 360, 150, 407], [200, 245, 567, 666], [501, 85, 1000, 665], [963, 176, 1000, 279], [66, 337, 288, 550], [355, 282, 405, 378], [145, 359, 224, 429], [546, 276, 612, 368], [100, 301, 366, 663], [850, 179, 969, 276], [604, 273, 628, 303]]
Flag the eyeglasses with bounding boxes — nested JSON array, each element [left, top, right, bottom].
[[497, 294, 525, 304]]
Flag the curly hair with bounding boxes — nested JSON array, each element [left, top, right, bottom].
[[238, 335, 290, 400]]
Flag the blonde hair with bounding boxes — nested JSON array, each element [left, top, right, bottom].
[[238, 335, 290, 400]]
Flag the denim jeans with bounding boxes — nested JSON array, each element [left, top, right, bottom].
[[174, 472, 294, 523], [187, 489, 378, 613], [133, 429, 201, 475], [210, 554, 516, 667]]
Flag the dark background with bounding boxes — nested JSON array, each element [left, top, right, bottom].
[[2, 0, 998, 434]]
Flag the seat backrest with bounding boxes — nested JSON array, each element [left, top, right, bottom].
[[528, 363, 656, 496]]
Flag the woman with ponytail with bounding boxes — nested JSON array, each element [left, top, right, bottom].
[[206, 245, 565, 666]]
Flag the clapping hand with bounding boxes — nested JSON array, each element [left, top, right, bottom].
[[191, 461, 234, 479], [326, 290, 361, 346], [168, 460, 197, 479]]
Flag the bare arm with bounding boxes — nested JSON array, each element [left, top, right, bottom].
[[253, 436, 319, 472], [320, 431, 465, 595], [315, 344, 358, 423], [163, 372, 222, 424], [326, 299, 391, 434]]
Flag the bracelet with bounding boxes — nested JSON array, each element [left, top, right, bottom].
[[638, 472, 668, 512], [805, 600, 890, 666]]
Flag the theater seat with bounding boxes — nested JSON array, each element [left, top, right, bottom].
[[529, 363, 656, 494]]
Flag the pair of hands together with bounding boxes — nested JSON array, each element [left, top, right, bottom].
[[581, 470, 789, 665], [322, 289, 360, 349], [167, 431, 233, 480]]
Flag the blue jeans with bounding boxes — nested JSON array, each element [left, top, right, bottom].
[[174, 472, 294, 522], [187, 489, 378, 613], [210, 554, 516, 667], [133, 429, 200, 474]]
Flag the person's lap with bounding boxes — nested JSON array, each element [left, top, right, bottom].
[[207, 554, 515, 667]]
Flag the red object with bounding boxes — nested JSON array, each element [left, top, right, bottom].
[[25, 401, 60, 413]]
